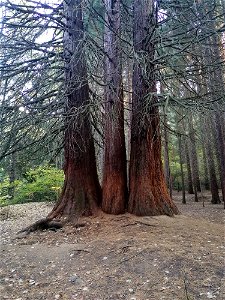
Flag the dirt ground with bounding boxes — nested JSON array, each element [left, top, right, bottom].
[[0, 191, 224, 300]]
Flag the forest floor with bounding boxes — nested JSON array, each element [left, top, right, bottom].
[[0, 191, 224, 300]]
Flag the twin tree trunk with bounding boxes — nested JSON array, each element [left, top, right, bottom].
[[48, 0, 101, 219], [49, 0, 178, 219], [128, 0, 178, 216]]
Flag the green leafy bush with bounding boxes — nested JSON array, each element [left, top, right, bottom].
[[0, 166, 64, 206], [14, 166, 64, 204], [0, 179, 17, 206]]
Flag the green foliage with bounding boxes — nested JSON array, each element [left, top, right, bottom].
[[0, 178, 17, 206], [0, 166, 64, 206]]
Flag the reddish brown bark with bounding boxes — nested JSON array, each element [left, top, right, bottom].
[[48, 0, 101, 219], [129, 107, 178, 215], [128, 0, 178, 216], [102, 0, 127, 214]]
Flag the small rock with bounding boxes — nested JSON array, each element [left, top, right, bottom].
[[69, 275, 83, 284], [207, 291, 215, 299], [29, 279, 35, 285]]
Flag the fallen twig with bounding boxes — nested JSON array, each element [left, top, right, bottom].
[[122, 221, 158, 227]]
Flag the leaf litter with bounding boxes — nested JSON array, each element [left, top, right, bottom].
[[0, 191, 224, 300]]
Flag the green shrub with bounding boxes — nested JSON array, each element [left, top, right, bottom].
[[14, 166, 64, 204], [0, 166, 64, 206], [0, 178, 16, 206]]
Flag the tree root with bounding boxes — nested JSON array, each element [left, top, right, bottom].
[[17, 218, 63, 235], [17, 218, 87, 236]]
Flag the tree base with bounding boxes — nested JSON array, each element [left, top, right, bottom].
[[128, 186, 179, 217], [211, 199, 221, 204]]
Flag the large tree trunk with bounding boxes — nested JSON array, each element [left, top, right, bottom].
[[48, 0, 101, 220], [102, 0, 127, 214], [128, 0, 178, 216]]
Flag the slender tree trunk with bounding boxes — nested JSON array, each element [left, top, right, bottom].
[[201, 140, 210, 190], [180, 113, 194, 194], [8, 152, 16, 199], [126, 58, 133, 176], [200, 2, 225, 206], [210, 24, 225, 206], [188, 114, 201, 196], [185, 139, 194, 194], [204, 117, 221, 204], [48, 0, 101, 219], [199, 110, 210, 191], [213, 113, 225, 204], [163, 110, 172, 197], [102, 0, 127, 214], [178, 134, 186, 204], [188, 139, 198, 202], [128, 0, 178, 216]]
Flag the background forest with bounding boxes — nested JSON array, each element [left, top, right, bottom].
[[0, 0, 224, 210]]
